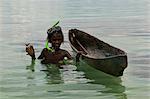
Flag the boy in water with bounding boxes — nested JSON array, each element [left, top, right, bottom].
[[26, 26, 72, 65]]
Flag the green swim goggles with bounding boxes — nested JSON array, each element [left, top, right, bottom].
[[45, 21, 59, 52]]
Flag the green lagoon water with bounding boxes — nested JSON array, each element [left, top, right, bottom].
[[0, 0, 150, 99]]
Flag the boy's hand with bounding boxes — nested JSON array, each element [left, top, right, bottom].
[[76, 51, 84, 62], [25, 43, 35, 59]]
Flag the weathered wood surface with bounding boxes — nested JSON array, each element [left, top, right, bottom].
[[69, 29, 128, 76]]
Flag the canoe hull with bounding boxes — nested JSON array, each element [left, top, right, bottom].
[[81, 55, 127, 76], [69, 29, 128, 76]]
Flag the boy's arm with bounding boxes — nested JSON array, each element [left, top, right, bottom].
[[25, 44, 46, 60], [38, 48, 47, 59], [26, 44, 36, 60], [60, 50, 73, 64], [64, 50, 72, 60]]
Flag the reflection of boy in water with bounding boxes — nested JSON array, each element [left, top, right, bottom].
[[26, 26, 72, 64]]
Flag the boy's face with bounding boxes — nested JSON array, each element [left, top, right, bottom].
[[50, 33, 63, 50]]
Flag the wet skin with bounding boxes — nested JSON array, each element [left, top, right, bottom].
[[26, 33, 72, 64], [38, 48, 72, 64], [50, 33, 63, 51]]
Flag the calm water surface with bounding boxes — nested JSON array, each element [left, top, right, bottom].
[[0, 0, 150, 99]]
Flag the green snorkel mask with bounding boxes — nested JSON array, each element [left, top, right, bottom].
[[45, 21, 60, 52], [45, 39, 53, 52]]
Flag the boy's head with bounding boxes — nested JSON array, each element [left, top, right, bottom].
[[47, 26, 64, 42], [47, 26, 64, 49]]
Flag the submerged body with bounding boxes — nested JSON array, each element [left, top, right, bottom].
[[38, 48, 72, 64], [26, 26, 72, 65]]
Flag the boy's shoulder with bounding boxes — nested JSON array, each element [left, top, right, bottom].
[[59, 49, 69, 53], [42, 48, 69, 54], [60, 49, 67, 52], [42, 48, 52, 53], [43, 48, 49, 51]]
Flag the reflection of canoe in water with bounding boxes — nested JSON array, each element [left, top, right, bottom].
[[76, 60, 127, 99], [69, 29, 128, 76]]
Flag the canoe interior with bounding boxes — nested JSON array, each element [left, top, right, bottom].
[[69, 29, 127, 59], [69, 29, 128, 76]]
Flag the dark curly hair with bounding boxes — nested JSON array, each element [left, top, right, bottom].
[[47, 26, 64, 43]]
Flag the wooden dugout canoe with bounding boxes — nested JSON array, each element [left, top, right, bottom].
[[68, 29, 128, 76]]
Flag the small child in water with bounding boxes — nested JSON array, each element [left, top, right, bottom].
[[26, 26, 72, 64]]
